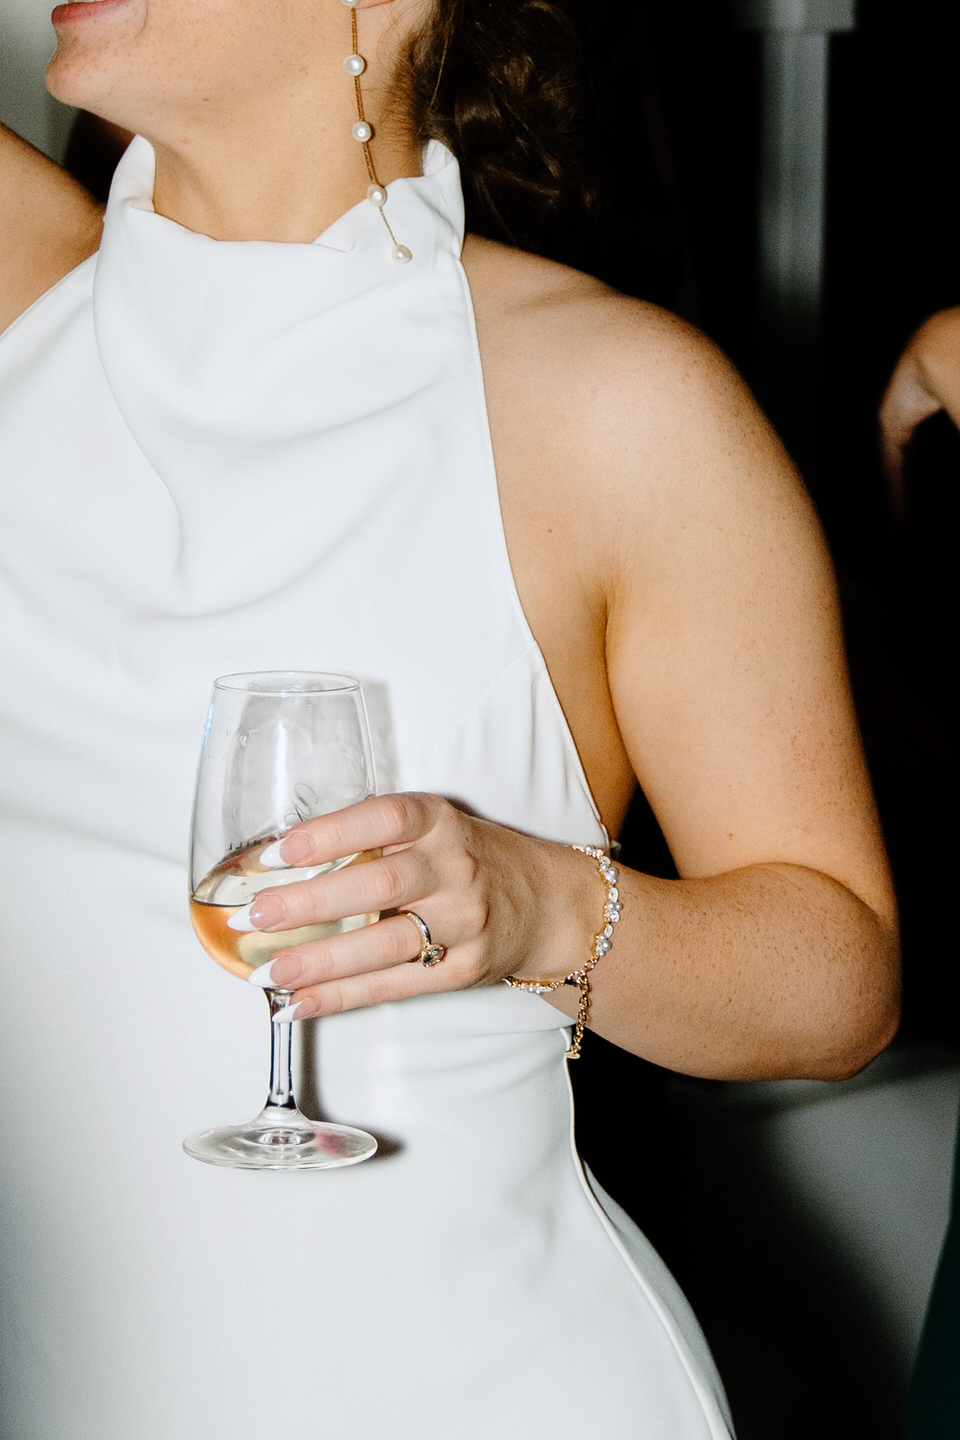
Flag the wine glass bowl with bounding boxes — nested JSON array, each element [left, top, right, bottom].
[[183, 671, 379, 1170]]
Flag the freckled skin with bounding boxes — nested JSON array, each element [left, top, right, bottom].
[[0, 0, 899, 1079], [45, 0, 417, 241]]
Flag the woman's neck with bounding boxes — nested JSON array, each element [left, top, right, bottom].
[[48, 0, 423, 242], [148, 99, 422, 244]]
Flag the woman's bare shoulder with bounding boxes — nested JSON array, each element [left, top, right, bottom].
[[461, 232, 669, 355], [0, 125, 103, 333], [461, 234, 788, 517]]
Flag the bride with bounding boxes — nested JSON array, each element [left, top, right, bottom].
[[0, 0, 898, 1436]]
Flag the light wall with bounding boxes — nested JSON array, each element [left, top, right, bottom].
[[0, 0, 75, 159]]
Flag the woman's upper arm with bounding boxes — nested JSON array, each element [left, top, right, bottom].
[[597, 312, 895, 927], [0, 123, 102, 332]]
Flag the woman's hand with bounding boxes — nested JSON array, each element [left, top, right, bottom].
[[879, 305, 960, 521], [238, 792, 598, 1020]]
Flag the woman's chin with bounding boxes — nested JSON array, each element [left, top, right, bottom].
[[46, 0, 145, 104], [46, 58, 130, 117], [44, 54, 97, 111]]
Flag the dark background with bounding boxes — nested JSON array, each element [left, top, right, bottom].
[[563, 2, 959, 1436]]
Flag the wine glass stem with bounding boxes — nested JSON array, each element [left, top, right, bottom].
[[264, 989, 299, 1115]]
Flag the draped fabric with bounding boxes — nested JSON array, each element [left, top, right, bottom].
[[0, 138, 733, 1439]]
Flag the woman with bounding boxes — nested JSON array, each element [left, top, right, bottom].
[[0, 0, 899, 1436]]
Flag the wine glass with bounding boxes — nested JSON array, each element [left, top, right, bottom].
[[183, 671, 379, 1170]]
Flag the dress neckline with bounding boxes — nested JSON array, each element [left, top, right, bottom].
[[106, 134, 464, 258], [90, 135, 469, 610]]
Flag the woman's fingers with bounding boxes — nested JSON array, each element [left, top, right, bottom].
[[246, 843, 435, 932], [251, 909, 465, 1020], [249, 911, 439, 990], [275, 792, 436, 869], [276, 954, 461, 1022], [239, 792, 482, 1000]]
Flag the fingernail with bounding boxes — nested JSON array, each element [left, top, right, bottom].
[[259, 833, 312, 868], [227, 902, 259, 932], [259, 839, 287, 868], [247, 956, 300, 989], [272, 1000, 305, 1024], [247, 960, 277, 987]]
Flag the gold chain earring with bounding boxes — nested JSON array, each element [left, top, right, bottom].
[[341, 0, 412, 263]]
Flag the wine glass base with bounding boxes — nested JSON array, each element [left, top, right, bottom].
[[183, 1116, 378, 1170]]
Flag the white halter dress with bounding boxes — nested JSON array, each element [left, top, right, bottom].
[[0, 138, 733, 1440]]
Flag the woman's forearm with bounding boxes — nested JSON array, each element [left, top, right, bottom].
[[232, 797, 899, 1085], [540, 854, 900, 1082]]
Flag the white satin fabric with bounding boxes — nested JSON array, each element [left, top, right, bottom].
[[0, 139, 733, 1439]]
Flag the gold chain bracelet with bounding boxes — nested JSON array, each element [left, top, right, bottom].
[[502, 845, 621, 1060]]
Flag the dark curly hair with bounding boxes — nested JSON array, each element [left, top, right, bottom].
[[404, 0, 596, 254]]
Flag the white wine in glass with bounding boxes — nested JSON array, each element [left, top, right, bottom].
[[183, 671, 380, 1170], [190, 840, 380, 981]]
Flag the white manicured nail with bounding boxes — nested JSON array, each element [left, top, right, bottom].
[[247, 960, 277, 988], [227, 902, 259, 932], [271, 1001, 303, 1024], [259, 839, 287, 869]]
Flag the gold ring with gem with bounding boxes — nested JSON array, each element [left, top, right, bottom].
[[400, 911, 446, 967]]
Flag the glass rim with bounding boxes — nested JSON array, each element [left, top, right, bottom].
[[213, 670, 363, 696]]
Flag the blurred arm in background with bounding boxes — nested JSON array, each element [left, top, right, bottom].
[[879, 306, 960, 522]]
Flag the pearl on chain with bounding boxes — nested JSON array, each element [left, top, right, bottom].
[[342, 0, 408, 261]]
